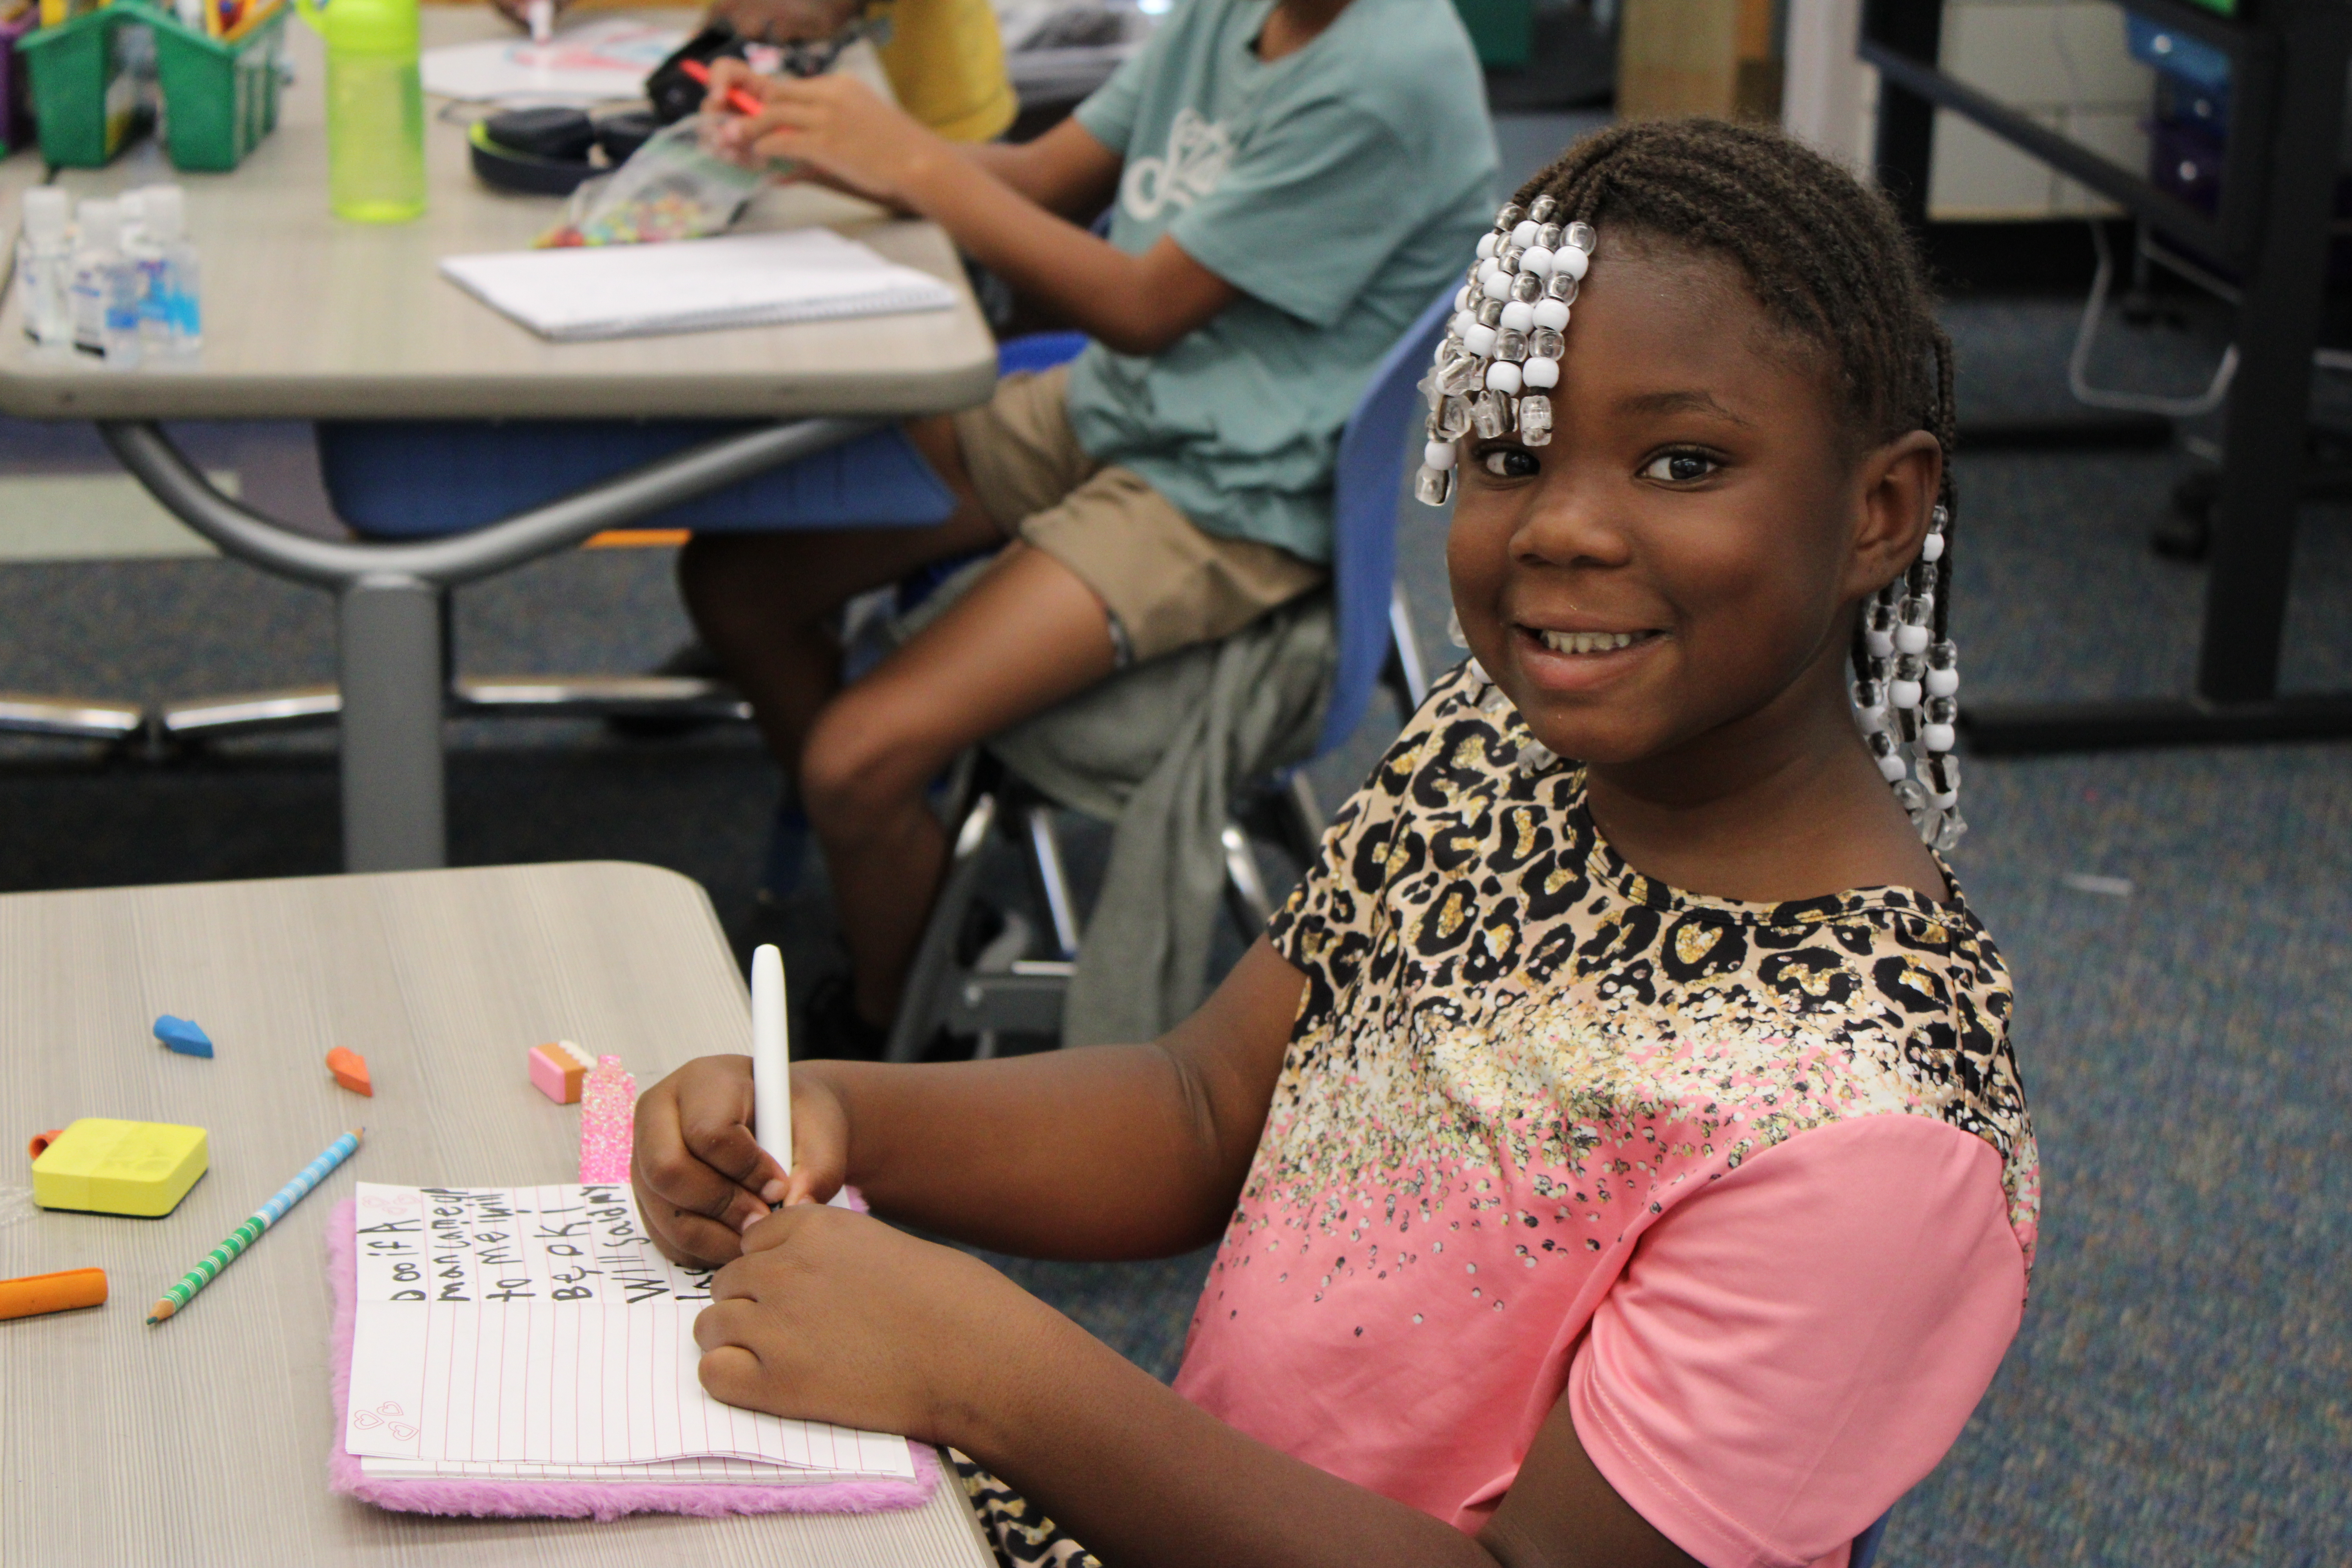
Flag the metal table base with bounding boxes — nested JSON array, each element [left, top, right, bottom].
[[101, 417, 873, 872]]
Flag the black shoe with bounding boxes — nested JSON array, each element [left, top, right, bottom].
[[801, 972, 891, 1061]]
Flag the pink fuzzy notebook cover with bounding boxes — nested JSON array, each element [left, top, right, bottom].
[[325, 1197, 940, 1520]]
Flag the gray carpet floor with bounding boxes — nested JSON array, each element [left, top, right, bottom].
[[2, 198, 2347, 1560]]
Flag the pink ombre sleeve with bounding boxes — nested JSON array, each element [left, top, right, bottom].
[[1568, 1115, 2026, 1568]]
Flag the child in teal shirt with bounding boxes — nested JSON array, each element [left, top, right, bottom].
[[695, 0, 1497, 1052]]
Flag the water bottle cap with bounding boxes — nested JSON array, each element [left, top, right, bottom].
[[76, 198, 120, 249], [141, 185, 185, 241], [21, 187, 67, 243], [312, 0, 419, 54]]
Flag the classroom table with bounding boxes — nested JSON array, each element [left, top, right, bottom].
[[0, 859, 996, 1567], [0, 9, 1000, 871]]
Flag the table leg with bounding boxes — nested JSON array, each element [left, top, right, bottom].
[[339, 575, 447, 872]]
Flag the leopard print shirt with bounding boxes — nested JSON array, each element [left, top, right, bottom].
[[1170, 662, 2038, 1518]]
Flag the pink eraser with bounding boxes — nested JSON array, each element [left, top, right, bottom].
[[579, 1055, 637, 1184], [529, 1040, 594, 1104]]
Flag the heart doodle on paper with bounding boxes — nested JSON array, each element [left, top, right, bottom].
[[387, 1422, 419, 1440], [350, 1410, 380, 1430], [376, 1401, 403, 1417], [350, 1400, 407, 1433]]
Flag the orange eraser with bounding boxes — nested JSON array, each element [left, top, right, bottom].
[[325, 1047, 373, 1097], [529, 1040, 594, 1104], [0, 1267, 107, 1321]]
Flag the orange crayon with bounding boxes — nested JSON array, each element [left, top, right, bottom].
[[0, 1267, 107, 1321]]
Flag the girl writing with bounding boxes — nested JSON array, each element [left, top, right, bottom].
[[633, 119, 2038, 1568]]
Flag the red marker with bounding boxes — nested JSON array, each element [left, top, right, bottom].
[[681, 58, 766, 117]]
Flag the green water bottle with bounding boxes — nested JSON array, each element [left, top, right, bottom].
[[297, 0, 426, 223]]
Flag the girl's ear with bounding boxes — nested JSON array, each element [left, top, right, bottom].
[[1844, 429, 1944, 602]]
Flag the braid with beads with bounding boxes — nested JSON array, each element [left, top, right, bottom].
[[1413, 118, 1967, 851]]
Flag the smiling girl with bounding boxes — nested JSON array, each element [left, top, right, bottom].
[[632, 120, 2038, 1568]]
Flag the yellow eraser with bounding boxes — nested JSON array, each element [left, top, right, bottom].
[[30, 1119, 209, 1218]]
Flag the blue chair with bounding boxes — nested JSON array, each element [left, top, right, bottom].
[[880, 289, 1454, 1059]]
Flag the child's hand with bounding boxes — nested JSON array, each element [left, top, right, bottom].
[[630, 1053, 852, 1268], [702, 61, 944, 206], [694, 1202, 1048, 1442]]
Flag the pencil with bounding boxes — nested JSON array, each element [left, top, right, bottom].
[[751, 944, 791, 1180], [146, 1128, 363, 1325]]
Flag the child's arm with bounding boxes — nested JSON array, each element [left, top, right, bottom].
[[632, 936, 1303, 1266], [691, 1201, 1697, 1568], [703, 64, 1237, 355]]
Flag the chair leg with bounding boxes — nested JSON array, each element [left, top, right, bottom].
[[1023, 804, 1084, 961], [884, 777, 1000, 1064], [1385, 580, 1431, 713], [1221, 822, 1278, 939]]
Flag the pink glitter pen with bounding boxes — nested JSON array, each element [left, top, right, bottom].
[[578, 1054, 637, 1184]]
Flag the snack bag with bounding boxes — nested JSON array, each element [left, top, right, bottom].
[[536, 117, 765, 248]]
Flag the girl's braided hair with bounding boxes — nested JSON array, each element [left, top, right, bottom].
[[1512, 118, 1958, 663]]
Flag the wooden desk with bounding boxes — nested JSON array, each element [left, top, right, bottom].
[[0, 860, 994, 1567], [0, 11, 1000, 420]]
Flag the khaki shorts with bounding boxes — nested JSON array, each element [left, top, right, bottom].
[[950, 366, 1326, 665]]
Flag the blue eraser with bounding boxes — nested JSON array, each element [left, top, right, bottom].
[[153, 1015, 214, 1058]]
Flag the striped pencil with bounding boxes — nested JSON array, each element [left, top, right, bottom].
[[146, 1128, 363, 1325]]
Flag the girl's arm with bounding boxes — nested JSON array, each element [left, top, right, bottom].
[[702, 64, 1238, 355], [694, 1203, 1699, 1568], [631, 937, 1303, 1265]]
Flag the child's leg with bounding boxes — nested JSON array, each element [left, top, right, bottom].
[[800, 539, 1118, 1027], [673, 414, 1005, 771]]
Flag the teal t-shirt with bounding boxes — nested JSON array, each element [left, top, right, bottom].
[[1067, 0, 1497, 563]]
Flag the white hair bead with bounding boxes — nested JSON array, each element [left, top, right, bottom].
[[1877, 752, 1910, 782], [1424, 440, 1457, 470], [1532, 298, 1570, 331], [1521, 356, 1559, 389], [1890, 677, 1923, 708], [1922, 532, 1945, 562], [1477, 232, 1499, 260], [1454, 286, 1472, 312], [1895, 623, 1930, 655], [1485, 359, 1523, 395], [1926, 667, 1958, 698], [1499, 300, 1534, 333], [1453, 309, 1479, 338], [1483, 270, 1513, 301], [1865, 627, 1894, 658], [1520, 245, 1555, 278], [1511, 220, 1539, 249], [1923, 723, 1956, 752], [1555, 246, 1590, 281], [1463, 322, 1497, 357]]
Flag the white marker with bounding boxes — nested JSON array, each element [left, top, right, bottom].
[[750, 944, 791, 1188]]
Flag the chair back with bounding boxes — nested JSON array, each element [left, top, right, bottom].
[[1317, 287, 1455, 755]]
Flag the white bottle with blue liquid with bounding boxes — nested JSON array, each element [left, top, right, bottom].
[[69, 199, 145, 369], [15, 188, 74, 348], [128, 185, 201, 354]]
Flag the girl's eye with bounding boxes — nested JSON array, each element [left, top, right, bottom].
[[1641, 451, 1718, 484], [1481, 448, 1540, 479]]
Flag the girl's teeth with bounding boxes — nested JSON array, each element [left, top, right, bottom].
[[1539, 629, 1641, 655]]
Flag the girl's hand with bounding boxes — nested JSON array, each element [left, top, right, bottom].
[[694, 1203, 1051, 1442], [630, 1053, 851, 1268], [702, 61, 944, 206]]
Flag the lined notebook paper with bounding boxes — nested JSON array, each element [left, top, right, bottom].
[[438, 228, 960, 342], [345, 1183, 914, 1486]]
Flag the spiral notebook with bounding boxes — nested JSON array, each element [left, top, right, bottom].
[[439, 228, 960, 342], [342, 1182, 916, 1490]]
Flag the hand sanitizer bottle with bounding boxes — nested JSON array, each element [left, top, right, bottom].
[[131, 185, 201, 354], [16, 189, 74, 348], [69, 199, 143, 369]]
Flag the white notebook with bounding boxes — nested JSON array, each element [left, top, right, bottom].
[[345, 1183, 915, 1486], [439, 228, 960, 342]]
